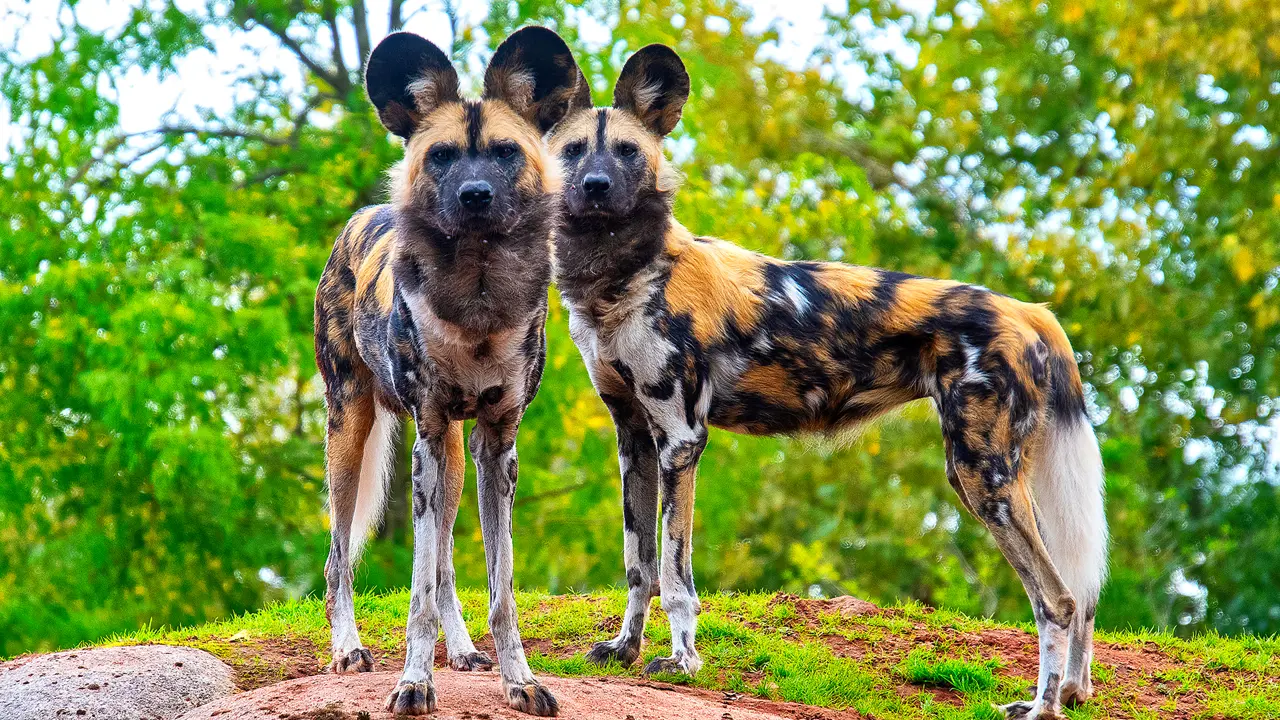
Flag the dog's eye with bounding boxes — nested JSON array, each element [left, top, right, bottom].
[[563, 141, 586, 159], [428, 145, 458, 166], [617, 142, 639, 158], [493, 143, 520, 160]]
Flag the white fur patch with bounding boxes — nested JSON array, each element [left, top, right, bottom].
[[781, 276, 809, 314], [959, 339, 989, 387], [632, 79, 664, 115], [349, 402, 399, 561], [407, 74, 444, 112], [498, 67, 536, 112], [1032, 417, 1109, 606]]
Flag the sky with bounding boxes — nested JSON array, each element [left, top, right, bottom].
[[0, 0, 868, 148]]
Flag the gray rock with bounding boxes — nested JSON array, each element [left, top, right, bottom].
[[0, 645, 235, 720]]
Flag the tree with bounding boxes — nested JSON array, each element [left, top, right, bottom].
[[1, 0, 1276, 656]]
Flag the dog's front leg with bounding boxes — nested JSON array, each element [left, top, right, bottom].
[[472, 413, 558, 716], [586, 389, 660, 668], [436, 420, 494, 672], [385, 415, 451, 716], [641, 412, 707, 677]]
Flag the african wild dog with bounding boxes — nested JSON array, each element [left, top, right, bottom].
[[548, 45, 1108, 720], [314, 28, 590, 716]]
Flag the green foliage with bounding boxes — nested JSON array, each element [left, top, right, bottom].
[[2, 0, 1278, 657]]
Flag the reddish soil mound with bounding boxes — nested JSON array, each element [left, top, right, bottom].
[[178, 670, 806, 720]]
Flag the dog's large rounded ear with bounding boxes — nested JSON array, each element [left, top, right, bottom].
[[483, 26, 592, 133], [613, 45, 689, 137], [365, 32, 460, 138]]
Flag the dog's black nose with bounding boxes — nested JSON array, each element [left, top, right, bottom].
[[583, 173, 611, 198], [459, 181, 493, 211]]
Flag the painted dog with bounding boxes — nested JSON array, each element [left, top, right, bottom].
[[314, 27, 590, 716], [548, 44, 1107, 720]]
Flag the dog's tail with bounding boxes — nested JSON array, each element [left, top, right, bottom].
[[1028, 320, 1109, 617], [1033, 413, 1108, 616], [348, 403, 399, 561]]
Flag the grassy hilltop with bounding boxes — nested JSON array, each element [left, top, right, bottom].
[[98, 590, 1279, 720]]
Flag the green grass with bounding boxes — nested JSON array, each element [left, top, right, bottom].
[[93, 590, 1279, 720], [896, 648, 999, 694]]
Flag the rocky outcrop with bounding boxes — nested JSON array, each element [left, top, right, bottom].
[[0, 645, 235, 720]]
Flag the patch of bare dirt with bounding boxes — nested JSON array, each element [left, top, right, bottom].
[[177, 671, 841, 720], [789, 596, 1226, 720]]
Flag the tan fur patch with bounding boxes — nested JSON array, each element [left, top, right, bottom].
[[479, 101, 554, 194], [373, 251, 396, 312], [665, 224, 768, 344], [326, 392, 375, 480], [987, 293, 1083, 399], [813, 265, 882, 306], [545, 110, 598, 155], [341, 208, 380, 257], [602, 109, 679, 192], [441, 420, 466, 521], [393, 103, 469, 205], [355, 231, 396, 310], [881, 277, 962, 335], [737, 364, 802, 409]]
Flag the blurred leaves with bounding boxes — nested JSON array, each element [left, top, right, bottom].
[[1, 0, 1277, 655]]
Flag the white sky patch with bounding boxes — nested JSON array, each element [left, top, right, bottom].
[[745, 0, 880, 105], [1232, 124, 1272, 150], [1269, 416, 1280, 473], [1183, 437, 1214, 466], [704, 15, 732, 35], [1168, 567, 1208, 626], [566, 3, 613, 52], [1118, 386, 1139, 413]]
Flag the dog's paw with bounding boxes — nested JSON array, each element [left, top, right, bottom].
[[386, 680, 437, 716], [328, 647, 374, 674], [449, 650, 494, 671], [641, 653, 702, 677], [996, 700, 1063, 720], [506, 681, 559, 717], [585, 639, 640, 667], [1059, 680, 1092, 707]]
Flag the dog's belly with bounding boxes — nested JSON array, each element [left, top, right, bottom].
[[707, 366, 924, 437]]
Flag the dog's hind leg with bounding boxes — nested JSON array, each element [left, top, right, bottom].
[[1059, 606, 1096, 707], [943, 415, 1075, 719], [322, 384, 378, 674], [957, 464, 1073, 719]]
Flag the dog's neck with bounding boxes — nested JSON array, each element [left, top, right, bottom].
[[553, 192, 673, 313], [393, 199, 554, 338]]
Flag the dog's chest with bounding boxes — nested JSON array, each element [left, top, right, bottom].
[[402, 290, 527, 416]]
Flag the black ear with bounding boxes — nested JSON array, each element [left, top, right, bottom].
[[483, 26, 592, 133], [365, 32, 460, 139], [613, 45, 689, 136]]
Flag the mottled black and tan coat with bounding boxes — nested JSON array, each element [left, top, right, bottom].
[[313, 28, 590, 717], [549, 46, 1109, 720]]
